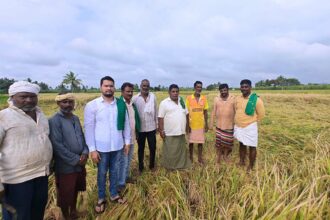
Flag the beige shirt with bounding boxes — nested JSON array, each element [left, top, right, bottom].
[[158, 97, 188, 136], [210, 95, 235, 130], [132, 92, 157, 132], [235, 94, 265, 128], [0, 105, 53, 187], [125, 99, 136, 144]]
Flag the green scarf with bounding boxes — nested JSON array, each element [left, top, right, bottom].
[[179, 96, 186, 109], [133, 104, 141, 132], [116, 97, 126, 130], [116, 96, 141, 132], [245, 93, 258, 116]]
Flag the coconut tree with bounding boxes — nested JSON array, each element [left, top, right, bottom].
[[62, 71, 82, 92]]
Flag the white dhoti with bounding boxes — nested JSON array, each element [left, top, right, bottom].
[[234, 122, 258, 147]]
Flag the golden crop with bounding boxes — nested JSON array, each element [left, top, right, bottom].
[[1, 91, 329, 219]]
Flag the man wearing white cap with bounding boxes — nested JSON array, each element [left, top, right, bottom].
[[0, 81, 53, 220]]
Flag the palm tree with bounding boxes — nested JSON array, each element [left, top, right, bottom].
[[62, 71, 82, 92]]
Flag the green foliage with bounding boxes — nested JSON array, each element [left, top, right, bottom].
[[256, 75, 301, 88], [61, 71, 82, 92], [255, 84, 330, 90], [206, 82, 221, 91], [0, 77, 52, 93], [0, 77, 15, 93], [0, 94, 8, 108]]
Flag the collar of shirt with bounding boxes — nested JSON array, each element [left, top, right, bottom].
[[57, 110, 76, 118], [98, 96, 116, 105], [9, 105, 42, 123], [219, 94, 234, 101], [137, 92, 150, 101], [165, 97, 180, 104], [9, 104, 41, 115], [240, 93, 251, 99], [123, 97, 132, 106]]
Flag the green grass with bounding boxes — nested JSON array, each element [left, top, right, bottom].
[[0, 94, 8, 108], [1, 91, 329, 220]]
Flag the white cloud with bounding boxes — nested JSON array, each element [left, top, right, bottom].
[[0, 0, 330, 88]]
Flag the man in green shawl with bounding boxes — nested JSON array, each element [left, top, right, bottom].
[[117, 82, 140, 191], [158, 84, 191, 170], [234, 79, 265, 171]]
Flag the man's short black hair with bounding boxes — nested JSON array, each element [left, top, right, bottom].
[[141, 79, 150, 84], [169, 84, 179, 91], [240, 79, 252, 86], [194, 81, 203, 87], [121, 82, 134, 91], [219, 83, 229, 90], [100, 76, 115, 86]]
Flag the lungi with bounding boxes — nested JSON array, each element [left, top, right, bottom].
[[162, 135, 192, 170], [215, 127, 234, 150], [55, 167, 86, 208], [234, 122, 258, 147], [189, 128, 205, 143]]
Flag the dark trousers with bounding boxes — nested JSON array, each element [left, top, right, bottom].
[[137, 130, 156, 172], [55, 169, 86, 216], [2, 176, 48, 220]]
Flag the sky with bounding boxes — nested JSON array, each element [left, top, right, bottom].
[[1, 0, 330, 88]]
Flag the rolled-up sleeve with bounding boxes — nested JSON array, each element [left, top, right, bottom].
[[158, 102, 165, 118], [0, 125, 5, 190], [84, 103, 96, 152], [256, 98, 265, 121]]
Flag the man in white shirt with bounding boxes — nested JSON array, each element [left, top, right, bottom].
[[0, 81, 53, 220], [84, 76, 131, 213], [158, 84, 191, 170], [132, 79, 157, 174]]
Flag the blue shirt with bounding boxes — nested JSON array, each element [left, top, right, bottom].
[[49, 111, 89, 174]]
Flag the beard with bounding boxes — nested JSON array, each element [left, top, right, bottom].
[[103, 93, 113, 98], [60, 108, 74, 114], [20, 105, 37, 112]]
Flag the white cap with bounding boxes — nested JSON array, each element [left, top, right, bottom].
[[8, 81, 40, 96]]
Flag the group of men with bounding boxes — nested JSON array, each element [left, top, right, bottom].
[[209, 80, 265, 169], [0, 77, 264, 219]]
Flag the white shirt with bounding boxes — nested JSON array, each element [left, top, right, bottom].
[[158, 97, 188, 136], [84, 96, 131, 152], [0, 105, 52, 186], [124, 98, 136, 144], [132, 92, 157, 132]]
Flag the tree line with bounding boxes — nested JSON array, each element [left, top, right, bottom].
[[0, 72, 84, 93], [1, 73, 329, 93], [0, 71, 220, 93], [255, 75, 300, 88]]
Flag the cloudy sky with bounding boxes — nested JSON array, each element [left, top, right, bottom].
[[0, 0, 329, 88]]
